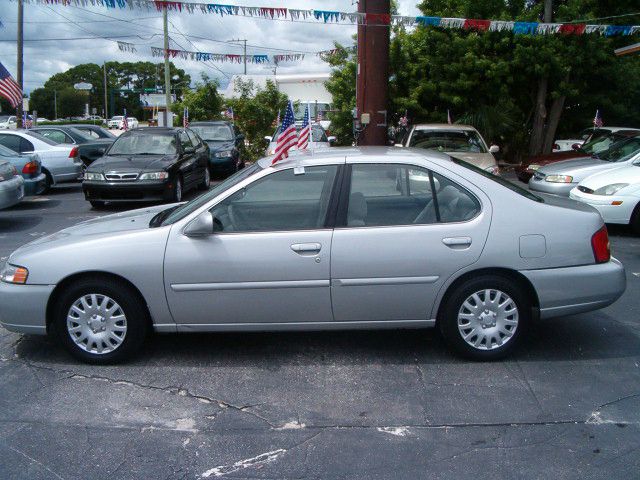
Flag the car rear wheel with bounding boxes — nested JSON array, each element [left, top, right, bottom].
[[173, 176, 183, 202], [630, 202, 640, 235], [198, 167, 211, 190], [439, 275, 530, 360], [53, 277, 149, 364], [42, 169, 53, 194]]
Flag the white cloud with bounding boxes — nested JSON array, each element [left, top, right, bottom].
[[0, 0, 421, 94]]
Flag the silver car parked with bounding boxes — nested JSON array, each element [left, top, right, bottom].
[[0, 148, 626, 363]]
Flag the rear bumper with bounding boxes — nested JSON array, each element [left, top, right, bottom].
[[0, 282, 54, 335], [23, 173, 47, 196], [83, 179, 171, 202], [521, 257, 626, 319], [0, 176, 24, 209]]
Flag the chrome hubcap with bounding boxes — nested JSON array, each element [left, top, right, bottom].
[[457, 289, 518, 351], [66, 294, 127, 354]]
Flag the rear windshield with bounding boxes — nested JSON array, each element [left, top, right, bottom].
[[24, 131, 58, 146], [450, 158, 544, 203], [409, 130, 487, 153]]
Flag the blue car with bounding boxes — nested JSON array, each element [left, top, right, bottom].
[[0, 143, 46, 196]]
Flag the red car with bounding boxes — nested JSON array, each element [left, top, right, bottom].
[[515, 128, 640, 183]]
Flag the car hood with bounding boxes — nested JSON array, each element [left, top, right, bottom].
[[204, 140, 235, 152], [8, 204, 177, 262], [447, 152, 496, 170], [88, 154, 177, 172], [579, 164, 640, 189], [538, 157, 612, 175]]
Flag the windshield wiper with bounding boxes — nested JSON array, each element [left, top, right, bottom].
[[149, 205, 180, 228]]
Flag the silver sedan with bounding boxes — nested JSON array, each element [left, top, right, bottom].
[[0, 161, 24, 210], [0, 148, 626, 363]]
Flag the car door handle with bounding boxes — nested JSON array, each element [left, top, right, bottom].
[[442, 237, 472, 248], [291, 243, 322, 254]]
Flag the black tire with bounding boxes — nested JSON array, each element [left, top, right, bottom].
[[52, 277, 149, 364], [439, 275, 531, 361], [42, 169, 53, 194], [172, 175, 183, 202], [198, 167, 211, 191], [630, 203, 640, 235], [90, 200, 106, 209]]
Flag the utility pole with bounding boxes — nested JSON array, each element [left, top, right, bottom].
[[103, 62, 108, 120], [230, 39, 248, 74], [356, 0, 390, 146], [16, 0, 24, 128], [163, 5, 172, 126]]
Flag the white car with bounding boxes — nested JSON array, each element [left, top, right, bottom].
[[0, 115, 17, 130], [569, 159, 640, 233], [108, 116, 137, 129], [553, 127, 640, 152], [0, 130, 82, 191]]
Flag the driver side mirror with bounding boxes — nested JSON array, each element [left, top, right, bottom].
[[184, 146, 196, 154], [184, 212, 223, 236]]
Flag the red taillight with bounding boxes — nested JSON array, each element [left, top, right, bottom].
[[22, 161, 38, 175], [591, 226, 610, 264], [69, 146, 79, 158]]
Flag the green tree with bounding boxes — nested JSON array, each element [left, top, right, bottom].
[[325, 44, 357, 146], [29, 88, 56, 119], [172, 74, 224, 123], [56, 88, 85, 118], [225, 79, 288, 162]]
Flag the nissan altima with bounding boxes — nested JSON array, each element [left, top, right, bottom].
[[0, 148, 626, 363]]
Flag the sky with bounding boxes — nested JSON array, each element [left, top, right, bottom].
[[0, 0, 422, 94]]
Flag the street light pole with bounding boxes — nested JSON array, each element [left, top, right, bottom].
[[103, 62, 108, 120], [163, 5, 172, 126]]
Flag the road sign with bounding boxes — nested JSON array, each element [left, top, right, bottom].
[[74, 82, 93, 90]]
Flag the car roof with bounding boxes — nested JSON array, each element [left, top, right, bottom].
[[124, 127, 178, 134], [189, 121, 232, 126], [257, 146, 452, 169], [412, 124, 478, 131]]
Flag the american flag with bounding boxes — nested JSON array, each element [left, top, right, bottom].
[[271, 100, 297, 165], [183, 106, 189, 128], [224, 106, 234, 121], [23, 112, 32, 129], [0, 62, 22, 109], [122, 109, 129, 131], [593, 109, 604, 128], [297, 104, 311, 150]]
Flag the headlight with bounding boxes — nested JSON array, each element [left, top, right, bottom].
[[484, 165, 500, 175], [0, 264, 29, 284], [214, 150, 234, 158], [593, 183, 629, 196], [528, 164, 541, 171], [139, 171, 169, 180], [84, 172, 105, 181], [545, 175, 573, 183]]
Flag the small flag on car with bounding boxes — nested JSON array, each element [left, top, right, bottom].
[[297, 104, 311, 150], [224, 106, 234, 121], [122, 109, 129, 131], [593, 109, 604, 128], [183, 106, 189, 128], [271, 100, 297, 165]]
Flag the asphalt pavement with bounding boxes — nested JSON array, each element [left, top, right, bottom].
[[0, 178, 639, 479]]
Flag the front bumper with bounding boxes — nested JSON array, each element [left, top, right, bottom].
[[0, 281, 54, 334], [23, 173, 47, 196], [0, 176, 24, 210], [528, 176, 576, 196], [521, 257, 626, 319], [569, 188, 636, 224], [209, 157, 238, 175], [83, 179, 172, 202]]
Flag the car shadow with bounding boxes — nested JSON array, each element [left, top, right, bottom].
[[4, 199, 62, 212], [12, 310, 640, 367], [0, 215, 43, 233]]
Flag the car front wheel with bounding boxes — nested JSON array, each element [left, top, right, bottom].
[[53, 277, 149, 364], [198, 167, 211, 190], [439, 275, 530, 360]]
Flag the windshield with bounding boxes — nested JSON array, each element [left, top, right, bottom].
[[156, 163, 262, 226], [24, 131, 58, 146], [451, 157, 544, 202], [273, 125, 328, 143], [293, 103, 330, 120], [581, 132, 628, 154], [108, 133, 177, 155], [110, 116, 123, 121], [190, 125, 234, 141], [409, 130, 488, 153], [598, 136, 640, 162]]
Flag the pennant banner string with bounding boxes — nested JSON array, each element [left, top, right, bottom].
[[15, 0, 640, 34]]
